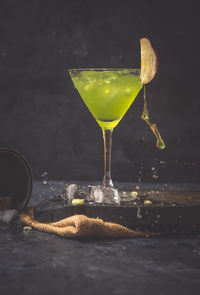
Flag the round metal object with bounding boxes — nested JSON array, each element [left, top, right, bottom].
[[0, 148, 32, 212]]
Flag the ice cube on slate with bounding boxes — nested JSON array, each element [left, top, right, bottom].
[[89, 185, 120, 204], [61, 183, 78, 202], [61, 183, 89, 204]]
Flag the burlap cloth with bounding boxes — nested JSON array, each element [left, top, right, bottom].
[[20, 208, 155, 238]]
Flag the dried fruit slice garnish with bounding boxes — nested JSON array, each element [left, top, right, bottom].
[[140, 38, 158, 84]]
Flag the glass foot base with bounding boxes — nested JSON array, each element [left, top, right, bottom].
[[102, 176, 114, 188]]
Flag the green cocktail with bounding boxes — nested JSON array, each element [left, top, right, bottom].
[[70, 69, 142, 130], [69, 69, 142, 187]]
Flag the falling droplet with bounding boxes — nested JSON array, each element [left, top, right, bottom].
[[142, 86, 165, 149], [138, 166, 143, 183], [41, 171, 48, 185], [137, 207, 142, 219]]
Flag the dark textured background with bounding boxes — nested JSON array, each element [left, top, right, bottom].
[[0, 0, 200, 183]]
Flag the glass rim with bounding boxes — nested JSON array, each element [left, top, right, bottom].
[[68, 68, 140, 72]]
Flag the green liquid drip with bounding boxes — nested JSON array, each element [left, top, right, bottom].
[[142, 86, 165, 150]]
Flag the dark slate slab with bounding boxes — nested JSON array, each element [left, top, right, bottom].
[[34, 184, 200, 234]]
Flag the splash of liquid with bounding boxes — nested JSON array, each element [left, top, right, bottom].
[[41, 171, 48, 185], [137, 207, 142, 219], [142, 86, 165, 149]]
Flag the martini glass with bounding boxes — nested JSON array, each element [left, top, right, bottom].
[[69, 69, 142, 188]]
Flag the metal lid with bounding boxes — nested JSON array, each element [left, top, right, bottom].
[[0, 149, 32, 212]]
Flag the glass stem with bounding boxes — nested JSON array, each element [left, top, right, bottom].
[[102, 129, 114, 187]]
